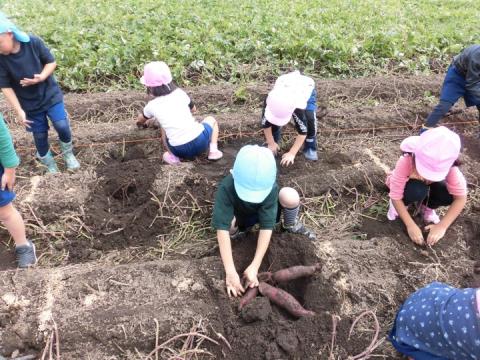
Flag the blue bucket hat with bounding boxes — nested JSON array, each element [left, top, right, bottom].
[[0, 13, 30, 43], [232, 145, 277, 203]]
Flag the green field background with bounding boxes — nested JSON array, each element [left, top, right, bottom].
[[2, 0, 479, 91]]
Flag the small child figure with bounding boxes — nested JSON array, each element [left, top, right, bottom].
[[261, 70, 318, 166], [0, 114, 36, 268], [136, 61, 222, 164], [212, 145, 314, 297], [423, 45, 480, 136], [0, 13, 80, 173], [389, 282, 480, 360], [386, 126, 467, 246]]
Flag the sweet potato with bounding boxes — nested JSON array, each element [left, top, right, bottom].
[[258, 282, 315, 317], [238, 287, 259, 311], [272, 263, 321, 283]]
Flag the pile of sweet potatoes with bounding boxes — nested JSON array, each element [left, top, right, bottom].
[[239, 263, 321, 317]]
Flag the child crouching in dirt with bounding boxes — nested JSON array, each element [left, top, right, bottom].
[[0, 114, 36, 268], [136, 61, 223, 164], [261, 70, 318, 166], [0, 13, 80, 173], [386, 126, 467, 246], [389, 282, 480, 360], [212, 145, 315, 297]]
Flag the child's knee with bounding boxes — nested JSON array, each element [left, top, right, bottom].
[[403, 180, 428, 204], [0, 204, 14, 222], [279, 187, 300, 208], [203, 116, 217, 128]]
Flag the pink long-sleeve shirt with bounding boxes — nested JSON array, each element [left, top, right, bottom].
[[386, 154, 467, 200]]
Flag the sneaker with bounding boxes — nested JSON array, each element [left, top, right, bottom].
[[208, 150, 223, 161], [421, 205, 440, 224], [283, 221, 316, 240], [387, 199, 398, 221], [162, 152, 180, 165], [15, 240, 37, 268], [303, 148, 318, 161]]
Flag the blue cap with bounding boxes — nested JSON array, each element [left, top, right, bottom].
[[0, 13, 30, 43], [232, 145, 277, 203]]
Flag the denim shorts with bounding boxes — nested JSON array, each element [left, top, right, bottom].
[[0, 165, 16, 207], [168, 123, 213, 159], [25, 101, 68, 133]]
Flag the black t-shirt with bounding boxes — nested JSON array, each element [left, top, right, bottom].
[[260, 98, 308, 135], [0, 35, 63, 113]]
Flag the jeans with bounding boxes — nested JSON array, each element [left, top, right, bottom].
[[27, 102, 72, 157], [33, 119, 72, 157]]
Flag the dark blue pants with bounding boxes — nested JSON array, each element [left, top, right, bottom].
[[426, 65, 480, 127], [26, 102, 72, 157], [403, 179, 453, 209]]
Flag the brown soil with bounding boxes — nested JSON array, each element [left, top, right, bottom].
[[0, 75, 479, 359]]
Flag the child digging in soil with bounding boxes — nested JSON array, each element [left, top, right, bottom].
[[0, 114, 36, 268], [389, 282, 480, 360], [261, 70, 318, 166], [212, 145, 315, 297], [386, 126, 467, 246], [422, 45, 480, 136], [0, 13, 80, 173], [136, 61, 222, 164]]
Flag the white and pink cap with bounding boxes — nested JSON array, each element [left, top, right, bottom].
[[264, 88, 297, 126], [140, 61, 173, 87], [400, 126, 461, 182]]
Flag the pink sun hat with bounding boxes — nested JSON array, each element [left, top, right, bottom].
[[140, 61, 173, 87], [413, 126, 461, 182], [264, 88, 297, 126]]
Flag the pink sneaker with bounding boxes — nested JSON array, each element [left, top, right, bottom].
[[208, 150, 223, 161], [387, 199, 398, 221], [421, 205, 440, 224], [162, 152, 180, 165]]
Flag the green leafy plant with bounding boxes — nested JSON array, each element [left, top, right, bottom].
[[4, 0, 479, 91]]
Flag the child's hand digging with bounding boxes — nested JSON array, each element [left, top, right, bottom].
[[407, 223, 424, 245], [425, 223, 447, 246], [225, 271, 245, 297], [243, 264, 259, 288]]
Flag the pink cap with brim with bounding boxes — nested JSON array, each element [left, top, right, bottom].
[[264, 88, 297, 126], [413, 126, 461, 182], [400, 136, 420, 153], [140, 61, 173, 87]]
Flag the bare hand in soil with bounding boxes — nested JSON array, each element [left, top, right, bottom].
[[243, 264, 259, 288], [225, 271, 245, 297], [407, 224, 424, 245], [424, 223, 447, 246], [145, 118, 160, 129], [1, 168, 16, 191], [280, 152, 295, 166], [267, 142, 280, 155]]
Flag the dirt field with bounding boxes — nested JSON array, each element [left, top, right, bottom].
[[0, 74, 479, 359]]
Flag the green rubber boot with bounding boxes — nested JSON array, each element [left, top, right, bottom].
[[59, 141, 80, 170], [37, 151, 59, 173]]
